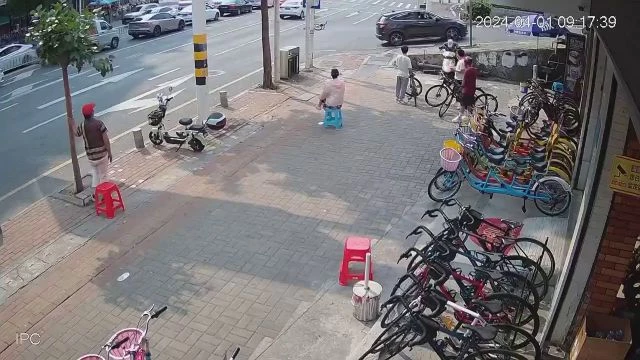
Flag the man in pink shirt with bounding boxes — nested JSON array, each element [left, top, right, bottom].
[[318, 68, 345, 128]]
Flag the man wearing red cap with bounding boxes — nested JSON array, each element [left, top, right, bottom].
[[75, 103, 112, 189]]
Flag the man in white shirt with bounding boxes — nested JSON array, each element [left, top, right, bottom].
[[454, 49, 466, 83], [392, 45, 412, 104]]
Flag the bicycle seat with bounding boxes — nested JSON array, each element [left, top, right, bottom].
[[480, 252, 503, 263], [487, 146, 506, 155], [486, 152, 505, 165], [179, 118, 193, 126], [463, 324, 498, 341], [532, 145, 546, 153], [511, 167, 525, 176], [531, 152, 546, 163], [532, 161, 547, 173], [512, 157, 527, 166], [501, 219, 522, 229], [471, 299, 503, 314]]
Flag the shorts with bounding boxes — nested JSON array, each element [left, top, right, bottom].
[[461, 94, 475, 108]]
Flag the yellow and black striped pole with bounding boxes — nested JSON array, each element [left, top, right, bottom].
[[192, 0, 209, 125]]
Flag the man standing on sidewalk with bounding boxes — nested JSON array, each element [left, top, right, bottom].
[[392, 45, 412, 104], [453, 56, 478, 123], [75, 103, 112, 190]]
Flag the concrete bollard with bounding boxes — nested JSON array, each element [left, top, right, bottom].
[[132, 128, 145, 149], [220, 91, 229, 108]]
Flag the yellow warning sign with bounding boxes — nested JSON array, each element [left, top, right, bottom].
[[610, 155, 640, 197]]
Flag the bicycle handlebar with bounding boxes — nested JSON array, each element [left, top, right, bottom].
[[110, 336, 130, 350], [151, 306, 167, 319]]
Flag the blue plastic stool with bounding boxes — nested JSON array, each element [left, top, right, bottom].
[[323, 107, 343, 129], [552, 82, 564, 93]]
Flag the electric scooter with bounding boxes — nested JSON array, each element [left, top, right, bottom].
[[147, 86, 208, 152]]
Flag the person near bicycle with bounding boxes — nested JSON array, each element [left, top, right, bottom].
[[317, 68, 345, 128], [392, 45, 412, 104], [439, 39, 459, 81], [453, 56, 478, 123]]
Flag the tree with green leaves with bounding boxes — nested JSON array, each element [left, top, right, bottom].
[[27, 1, 113, 194]]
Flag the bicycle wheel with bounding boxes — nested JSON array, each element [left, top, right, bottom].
[[489, 270, 540, 311], [425, 84, 450, 107], [428, 169, 463, 202], [494, 255, 549, 299], [490, 323, 542, 359], [362, 318, 426, 360], [464, 347, 530, 360], [407, 77, 423, 97], [533, 177, 572, 216], [506, 238, 556, 282], [475, 93, 499, 113], [483, 293, 540, 337], [548, 160, 573, 183], [439, 93, 455, 117]]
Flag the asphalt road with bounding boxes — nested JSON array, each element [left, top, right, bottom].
[[0, 0, 518, 223]]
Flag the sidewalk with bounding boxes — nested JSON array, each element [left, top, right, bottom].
[[0, 52, 569, 360]]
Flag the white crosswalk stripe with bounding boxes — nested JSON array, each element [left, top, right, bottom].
[[388, 1, 395, 5], [405, 3, 412, 8], [372, 0, 381, 3], [397, 2, 403, 7], [353, 12, 378, 24]]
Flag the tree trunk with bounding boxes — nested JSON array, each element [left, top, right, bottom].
[[61, 65, 84, 194], [260, 0, 274, 89]]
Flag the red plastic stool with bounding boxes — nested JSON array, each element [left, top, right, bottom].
[[94, 182, 125, 219], [339, 236, 374, 286]]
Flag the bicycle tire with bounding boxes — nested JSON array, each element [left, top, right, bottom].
[[439, 93, 454, 117], [428, 168, 463, 202], [489, 270, 540, 311], [483, 293, 540, 337], [425, 84, 450, 107], [493, 255, 549, 299], [550, 148, 576, 165], [475, 93, 499, 113], [534, 177, 572, 216], [506, 238, 556, 282], [407, 77, 423, 97], [463, 347, 530, 360], [360, 320, 417, 360], [490, 323, 542, 359]]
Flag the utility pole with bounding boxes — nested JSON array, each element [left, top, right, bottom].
[[304, 0, 313, 71], [468, 0, 473, 47], [192, 0, 209, 125], [274, 0, 281, 82]]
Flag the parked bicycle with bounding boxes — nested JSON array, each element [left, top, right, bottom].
[[406, 69, 423, 107], [424, 72, 499, 117]]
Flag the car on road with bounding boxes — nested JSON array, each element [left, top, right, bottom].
[[279, 0, 304, 19], [128, 13, 186, 38], [376, 10, 467, 46], [0, 44, 38, 75], [89, 19, 121, 50], [178, 4, 220, 24], [247, 0, 274, 9], [122, 3, 159, 24], [217, 0, 253, 16], [149, 5, 180, 16]]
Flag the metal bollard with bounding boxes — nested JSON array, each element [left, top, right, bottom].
[[132, 128, 145, 149], [220, 91, 229, 108]]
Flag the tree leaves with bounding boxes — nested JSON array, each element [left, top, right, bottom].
[[26, 0, 114, 77]]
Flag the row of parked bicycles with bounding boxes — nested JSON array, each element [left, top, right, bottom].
[[359, 199, 553, 360], [426, 78, 581, 217], [406, 70, 499, 117]]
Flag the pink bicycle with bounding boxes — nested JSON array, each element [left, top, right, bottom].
[[77, 304, 167, 360]]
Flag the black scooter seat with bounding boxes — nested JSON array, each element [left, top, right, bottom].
[[179, 118, 193, 126], [531, 152, 546, 163], [187, 124, 206, 132], [486, 152, 505, 165], [487, 146, 506, 155]]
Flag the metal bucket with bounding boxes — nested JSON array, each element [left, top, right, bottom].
[[352, 280, 382, 322]]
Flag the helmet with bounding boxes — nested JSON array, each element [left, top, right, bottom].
[[206, 112, 226, 130]]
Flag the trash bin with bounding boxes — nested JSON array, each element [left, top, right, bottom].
[[280, 46, 300, 80]]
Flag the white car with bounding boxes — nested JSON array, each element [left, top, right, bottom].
[[149, 5, 180, 16], [178, 4, 220, 24], [279, 0, 304, 19], [0, 44, 38, 75]]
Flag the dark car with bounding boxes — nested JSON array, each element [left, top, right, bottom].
[[376, 10, 467, 46], [217, 0, 252, 16]]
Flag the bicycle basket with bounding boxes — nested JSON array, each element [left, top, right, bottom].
[[440, 148, 462, 172], [147, 109, 163, 126]]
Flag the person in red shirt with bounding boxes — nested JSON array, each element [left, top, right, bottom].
[[453, 56, 478, 123]]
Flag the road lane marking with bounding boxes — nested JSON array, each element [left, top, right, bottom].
[[36, 69, 145, 110], [353, 12, 378, 24], [148, 68, 181, 81], [346, 11, 359, 17], [22, 113, 66, 133], [0, 103, 18, 112], [397, 2, 403, 7], [3, 66, 265, 204], [1, 70, 89, 104], [316, 8, 328, 13], [372, 0, 380, 3], [405, 3, 411, 8], [87, 65, 120, 77], [152, 21, 263, 55], [126, 52, 143, 59]]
